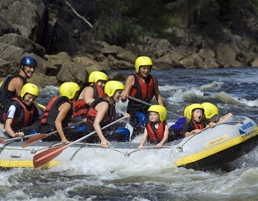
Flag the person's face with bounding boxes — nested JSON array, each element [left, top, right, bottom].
[[96, 80, 106, 88], [139, 66, 151, 78], [23, 93, 37, 106], [149, 112, 160, 122], [192, 109, 203, 122], [24, 66, 35, 78], [112, 90, 123, 102]]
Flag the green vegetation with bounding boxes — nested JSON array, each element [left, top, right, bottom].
[[93, 0, 173, 46], [87, 0, 258, 46]]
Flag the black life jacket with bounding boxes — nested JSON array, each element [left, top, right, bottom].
[[3, 97, 35, 131], [0, 74, 27, 110], [41, 96, 72, 127], [146, 122, 166, 143], [86, 97, 116, 127]]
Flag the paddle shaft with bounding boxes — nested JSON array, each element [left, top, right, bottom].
[[22, 120, 85, 148], [33, 116, 126, 168], [0, 133, 39, 143], [128, 96, 180, 118], [67, 116, 126, 147]]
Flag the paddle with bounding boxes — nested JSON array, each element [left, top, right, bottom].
[[0, 133, 40, 144], [33, 116, 126, 168], [35, 102, 46, 110], [22, 120, 85, 148], [128, 96, 180, 117]]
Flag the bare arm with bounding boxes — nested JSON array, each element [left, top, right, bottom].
[[184, 129, 202, 137], [8, 77, 24, 97], [93, 101, 110, 147], [5, 119, 24, 138], [138, 128, 148, 149], [217, 113, 233, 125], [81, 86, 95, 105], [55, 102, 72, 144], [5, 105, 24, 137], [153, 76, 163, 105], [121, 75, 135, 102]]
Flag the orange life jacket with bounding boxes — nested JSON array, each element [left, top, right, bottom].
[[193, 121, 205, 129], [127, 73, 155, 117], [129, 73, 154, 101], [146, 122, 165, 143]]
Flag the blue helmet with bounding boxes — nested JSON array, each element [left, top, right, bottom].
[[20, 56, 37, 68]]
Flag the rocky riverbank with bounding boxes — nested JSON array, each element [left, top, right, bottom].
[[1, 0, 258, 88]]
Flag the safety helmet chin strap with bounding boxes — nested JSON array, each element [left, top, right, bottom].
[[21, 65, 29, 79], [21, 65, 35, 79]]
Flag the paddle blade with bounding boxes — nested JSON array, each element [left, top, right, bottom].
[[0, 139, 6, 143], [33, 145, 66, 168], [22, 134, 48, 148]]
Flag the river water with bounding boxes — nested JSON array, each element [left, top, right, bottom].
[[2, 68, 258, 201]]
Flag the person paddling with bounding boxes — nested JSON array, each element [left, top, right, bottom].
[[3, 83, 42, 138], [84, 81, 131, 147], [0, 56, 37, 123], [39, 82, 86, 144]]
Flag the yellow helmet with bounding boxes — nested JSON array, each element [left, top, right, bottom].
[[21, 83, 39, 98], [187, 103, 204, 119], [183, 105, 191, 119], [60, 82, 80, 99], [148, 105, 167, 122], [88, 71, 108, 83], [135, 56, 153, 73], [104, 81, 124, 97], [202, 102, 219, 119]]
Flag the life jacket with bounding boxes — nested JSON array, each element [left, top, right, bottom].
[[129, 73, 154, 101], [86, 97, 116, 126], [41, 96, 72, 127], [127, 73, 154, 116], [0, 74, 27, 110], [73, 99, 88, 117], [3, 97, 35, 131], [193, 121, 205, 129], [72, 83, 106, 117], [146, 122, 165, 143], [92, 83, 106, 99]]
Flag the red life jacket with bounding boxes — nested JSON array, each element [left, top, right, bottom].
[[86, 97, 116, 126], [193, 121, 205, 129], [92, 83, 106, 99], [129, 73, 154, 101], [3, 97, 35, 129], [73, 99, 87, 117], [41, 96, 72, 127], [72, 83, 106, 117], [146, 122, 165, 143]]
